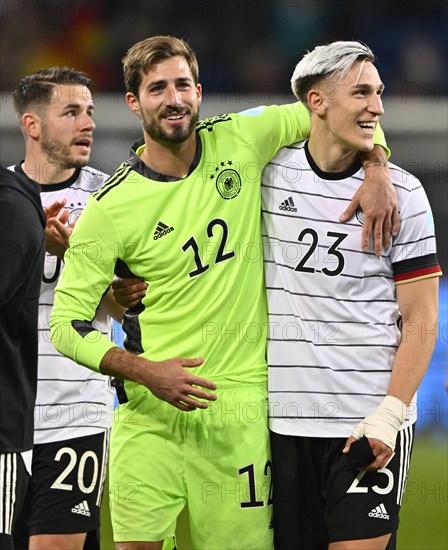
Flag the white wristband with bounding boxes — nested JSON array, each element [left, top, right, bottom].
[[351, 396, 408, 451]]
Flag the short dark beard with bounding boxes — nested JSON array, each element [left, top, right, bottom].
[[142, 109, 200, 144], [41, 122, 88, 171]]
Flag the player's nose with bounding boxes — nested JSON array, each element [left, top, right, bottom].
[[368, 94, 384, 117], [80, 111, 95, 131]]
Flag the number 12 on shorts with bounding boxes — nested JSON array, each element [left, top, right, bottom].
[[239, 461, 273, 508]]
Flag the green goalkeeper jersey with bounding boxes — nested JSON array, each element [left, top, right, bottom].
[[51, 103, 385, 388]]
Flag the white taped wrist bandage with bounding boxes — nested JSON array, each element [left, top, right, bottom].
[[351, 396, 407, 451]]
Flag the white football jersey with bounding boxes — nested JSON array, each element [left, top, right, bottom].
[[262, 141, 441, 438], [11, 164, 115, 444]]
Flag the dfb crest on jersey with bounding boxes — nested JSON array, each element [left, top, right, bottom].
[[355, 207, 364, 226], [68, 208, 83, 225], [216, 168, 241, 200]]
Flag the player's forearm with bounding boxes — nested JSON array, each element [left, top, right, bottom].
[[50, 315, 116, 372], [359, 143, 388, 167], [348, 143, 398, 253], [99, 287, 127, 323], [99, 347, 217, 412], [51, 268, 117, 371], [387, 318, 437, 405], [347, 125, 389, 189], [387, 280, 439, 404], [99, 346, 147, 383], [348, 310, 437, 456]]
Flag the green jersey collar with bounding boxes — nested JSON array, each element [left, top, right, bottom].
[[128, 134, 202, 182]]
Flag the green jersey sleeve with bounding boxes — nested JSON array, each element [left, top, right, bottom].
[[230, 103, 311, 166], [228, 102, 389, 163], [50, 195, 120, 372]]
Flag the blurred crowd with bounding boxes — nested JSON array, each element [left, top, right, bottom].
[[1, 0, 447, 97]]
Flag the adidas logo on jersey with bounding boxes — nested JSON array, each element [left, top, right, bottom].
[[71, 500, 91, 517], [368, 503, 389, 520], [279, 197, 297, 212], [153, 221, 174, 240]]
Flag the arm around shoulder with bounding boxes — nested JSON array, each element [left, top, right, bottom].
[[341, 143, 399, 255]]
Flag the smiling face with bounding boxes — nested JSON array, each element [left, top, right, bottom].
[[38, 84, 95, 169], [312, 60, 384, 153], [126, 55, 202, 146]]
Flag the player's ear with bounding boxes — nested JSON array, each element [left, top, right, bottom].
[[22, 112, 41, 140], [307, 88, 326, 115], [126, 92, 141, 117], [196, 83, 202, 106]]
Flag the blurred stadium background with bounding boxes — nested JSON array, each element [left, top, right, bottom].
[[1, 1, 446, 549]]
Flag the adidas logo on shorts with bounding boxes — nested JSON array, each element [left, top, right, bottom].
[[368, 503, 389, 520], [153, 221, 174, 240], [279, 196, 297, 212], [72, 500, 91, 517]]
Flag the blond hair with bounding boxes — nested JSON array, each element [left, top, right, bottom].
[[291, 41, 375, 105]]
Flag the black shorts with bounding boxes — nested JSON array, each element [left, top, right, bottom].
[[271, 426, 414, 549], [0, 453, 29, 550], [12, 431, 109, 545]]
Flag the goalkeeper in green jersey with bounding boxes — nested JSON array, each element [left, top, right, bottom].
[[51, 35, 396, 549]]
